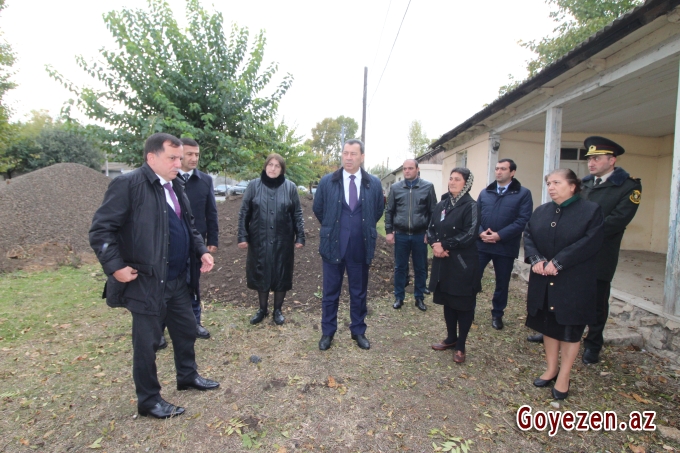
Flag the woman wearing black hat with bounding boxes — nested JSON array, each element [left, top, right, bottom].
[[237, 153, 305, 325], [428, 168, 480, 364], [524, 168, 603, 399]]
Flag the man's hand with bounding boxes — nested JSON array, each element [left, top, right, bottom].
[[432, 242, 449, 258], [207, 245, 218, 253], [200, 253, 214, 273], [113, 266, 138, 283], [386, 233, 395, 244], [237, 242, 248, 249], [480, 228, 500, 243], [295, 243, 304, 249]]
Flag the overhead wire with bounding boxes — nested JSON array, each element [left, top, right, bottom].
[[371, 0, 393, 70], [368, 0, 412, 108]]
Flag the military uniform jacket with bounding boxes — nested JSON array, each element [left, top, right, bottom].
[[581, 167, 641, 282]]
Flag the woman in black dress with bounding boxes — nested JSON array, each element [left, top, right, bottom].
[[428, 168, 480, 364], [237, 153, 305, 325], [524, 169, 603, 399]]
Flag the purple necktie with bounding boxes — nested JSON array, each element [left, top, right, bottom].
[[163, 182, 182, 218], [349, 175, 357, 211]]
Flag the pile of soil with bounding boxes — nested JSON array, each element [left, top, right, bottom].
[[201, 195, 396, 308], [0, 163, 110, 272]]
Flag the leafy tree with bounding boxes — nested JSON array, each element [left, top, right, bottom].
[[2, 111, 103, 178], [407, 120, 430, 157], [367, 162, 393, 179], [304, 116, 359, 167], [499, 0, 642, 96], [48, 0, 292, 175], [0, 0, 17, 174]]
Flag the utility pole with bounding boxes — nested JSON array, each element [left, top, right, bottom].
[[340, 124, 346, 152], [361, 67, 367, 145]]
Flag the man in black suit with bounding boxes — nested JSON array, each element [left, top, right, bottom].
[[90, 133, 219, 419], [177, 137, 218, 339]]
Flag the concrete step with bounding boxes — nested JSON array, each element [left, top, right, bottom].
[[603, 327, 644, 348]]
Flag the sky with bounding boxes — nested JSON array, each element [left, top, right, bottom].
[[0, 0, 558, 170]]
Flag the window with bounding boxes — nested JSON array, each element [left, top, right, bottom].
[[455, 150, 468, 168], [560, 146, 588, 178]]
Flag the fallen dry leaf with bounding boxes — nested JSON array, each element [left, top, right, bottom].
[[328, 376, 337, 388], [629, 444, 646, 453], [632, 393, 650, 404]]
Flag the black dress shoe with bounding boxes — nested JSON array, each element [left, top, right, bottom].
[[527, 333, 544, 343], [492, 317, 504, 330], [552, 383, 570, 400], [393, 298, 404, 309], [158, 336, 168, 350], [351, 333, 370, 350], [138, 399, 185, 419], [533, 370, 559, 387], [249, 308, 268, 325], [177, 375, 220, 391], [582, 348, 600, 364], [196, 324, 211, 339], [415, 298, 427, 311], [273, 309, 285, 325], [423, 288, 431, 295], [319, 334, 334, 351]]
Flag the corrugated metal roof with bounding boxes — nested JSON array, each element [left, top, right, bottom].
[[430, 0, 680, 149]]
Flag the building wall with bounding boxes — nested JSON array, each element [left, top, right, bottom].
[[418, 164, 443, 200], [441, 132, 489, 200], [458, 130, 672, 254]]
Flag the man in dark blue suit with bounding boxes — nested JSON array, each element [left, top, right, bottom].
[[313, 139, 384, 350], [176, 138, 219, 340]]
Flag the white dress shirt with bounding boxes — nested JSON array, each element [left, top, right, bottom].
[[596, 169, 614, 184], [343, 169, 361, 205], [157, 174, 177, 210], [179, 169, 194, 180]]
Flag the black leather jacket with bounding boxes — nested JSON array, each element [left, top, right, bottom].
[[385, 178, 437, 235], [238, 174, 305, 292], [89, 164, 208, 315]]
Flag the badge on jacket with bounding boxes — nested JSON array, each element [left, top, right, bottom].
[[629, 190, 641, 205]]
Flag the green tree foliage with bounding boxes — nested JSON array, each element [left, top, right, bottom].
[[367, 162, 392, 179], [0, 0, 17, 174], [2, 111, 103, 178], [407, 120, 430, 157], [48, 0, 292, 176], [498, 0, 642, 96], [304, 116, 359, 168]]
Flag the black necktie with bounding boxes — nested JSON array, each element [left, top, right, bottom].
[[181, 173, 189, 183], [595, 177, 602, 186]]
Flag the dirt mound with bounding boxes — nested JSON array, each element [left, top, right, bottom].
[[0, 163, 111, 271], [201, 195, 396, 309]]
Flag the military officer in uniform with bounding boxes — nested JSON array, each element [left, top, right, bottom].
[[527, 136, 641, 366]]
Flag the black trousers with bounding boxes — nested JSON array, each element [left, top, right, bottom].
[[131, 274, 198, 409], [583, 279, 611, 352]]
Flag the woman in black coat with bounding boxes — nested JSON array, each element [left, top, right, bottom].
[[237, 154, 305, 325], [428, 168, 480, 364], [524, 168, 603, 400]]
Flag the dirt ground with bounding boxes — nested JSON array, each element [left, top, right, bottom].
[[201, 194, 396, 310], [1, 192, 679, 452]]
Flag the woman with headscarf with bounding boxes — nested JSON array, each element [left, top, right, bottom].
[[428, 168, 480, 363], [237, 153, 305, 325], [524, 168, 603, 400]]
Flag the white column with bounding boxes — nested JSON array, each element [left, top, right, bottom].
[[542, 107, 563, 204], [664, 62, 680, 316], [487, 133, 500, 185]]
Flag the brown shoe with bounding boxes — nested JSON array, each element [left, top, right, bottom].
[[453, 350, 466, 363], [431, 340, 456, 351]]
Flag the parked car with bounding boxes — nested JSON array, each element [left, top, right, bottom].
[[228, 181, 249, 196], [298, 185, 308, 192], [214, 184, 229, 196], [311, 187, 317, 198]]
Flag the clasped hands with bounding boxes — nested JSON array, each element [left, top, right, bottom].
[[479, 228, 501, 243], [431, 242, 449, 258], [531, 260, 558, 276]]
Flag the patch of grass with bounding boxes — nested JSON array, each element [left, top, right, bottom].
[[376, 215, 386, 237], [0, 265, 106, 343]]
